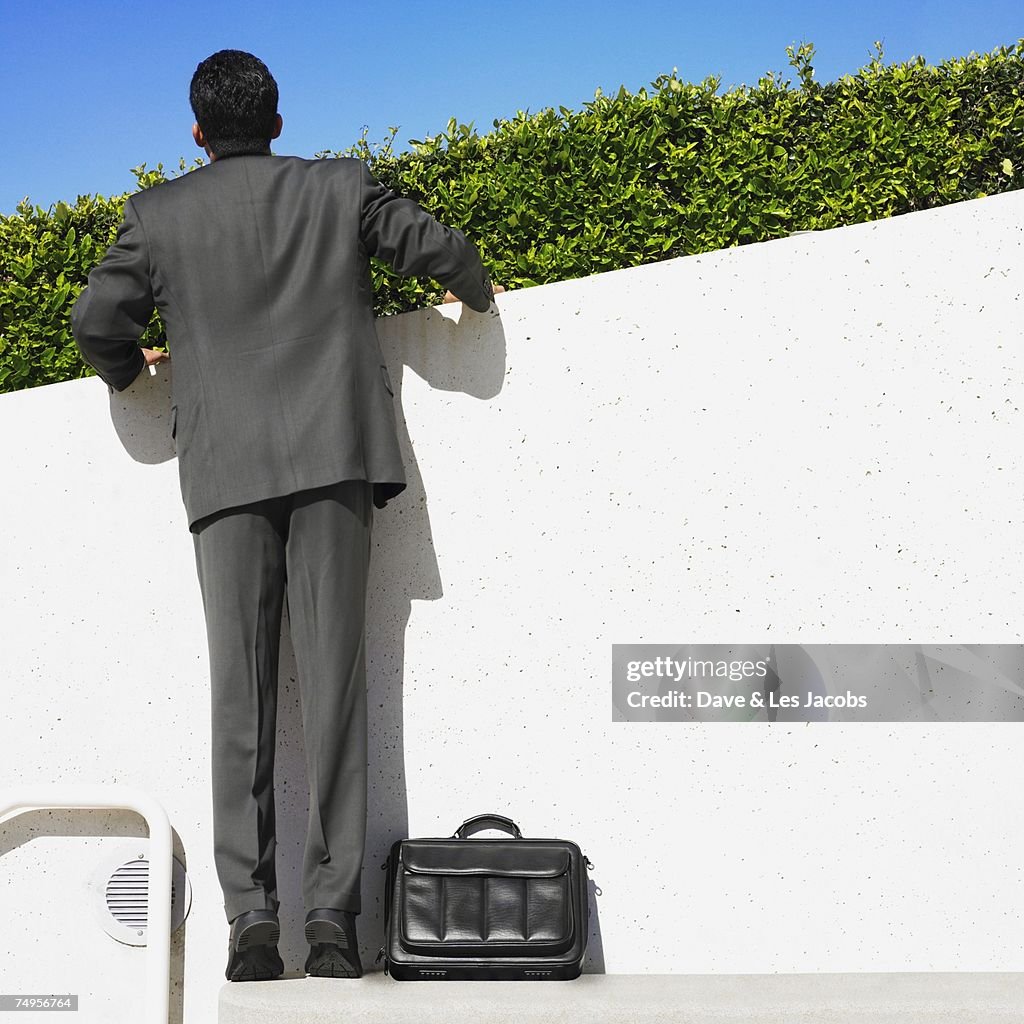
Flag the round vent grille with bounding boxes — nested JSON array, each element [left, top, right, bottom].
[[90, 843, 192, 946]]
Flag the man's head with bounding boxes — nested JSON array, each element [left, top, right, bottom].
[[190, 49, 283, 161]]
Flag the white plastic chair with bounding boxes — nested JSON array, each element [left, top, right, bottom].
[[0, 784, 173, 1024]]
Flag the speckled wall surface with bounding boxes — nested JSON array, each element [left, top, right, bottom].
[[2, 188, 1023, 1023]]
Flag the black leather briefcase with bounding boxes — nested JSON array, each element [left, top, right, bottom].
[[377, 813, 593, 980]]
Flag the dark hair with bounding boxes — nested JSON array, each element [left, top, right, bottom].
[[190, 50, 278, 158]]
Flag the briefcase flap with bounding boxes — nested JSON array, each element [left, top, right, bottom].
[[397, 840, 576, 957], [402, 841, 570, 877]]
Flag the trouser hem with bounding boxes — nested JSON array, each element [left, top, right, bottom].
[[225, 890, 280, 924], [308, 890, 361, 915]]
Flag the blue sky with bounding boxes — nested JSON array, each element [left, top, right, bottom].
[[2, 1, 1021, 215]]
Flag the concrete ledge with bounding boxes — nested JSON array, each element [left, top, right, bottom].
[[219, 971, 1024, 1023]]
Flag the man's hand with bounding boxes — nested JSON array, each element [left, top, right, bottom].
[[442, 284, 505, 305], [142, 346, 170, 365]]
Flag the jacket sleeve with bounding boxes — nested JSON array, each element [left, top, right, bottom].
[[357, 160, 494, 313], [70, 195, 153, 392]]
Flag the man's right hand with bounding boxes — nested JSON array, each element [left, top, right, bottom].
[[142, 346, 171, 365], [443, 284, 505, 305]]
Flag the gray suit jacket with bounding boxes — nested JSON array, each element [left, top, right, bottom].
[[71, 151, 494, 532]]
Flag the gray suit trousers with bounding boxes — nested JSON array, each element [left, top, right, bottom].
[[190, 478, 373, 924]]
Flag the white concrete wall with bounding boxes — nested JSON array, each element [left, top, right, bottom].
[[2, 187, 1024, 1023]]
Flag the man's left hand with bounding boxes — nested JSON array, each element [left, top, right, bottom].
[[442, 284, 506, 304]]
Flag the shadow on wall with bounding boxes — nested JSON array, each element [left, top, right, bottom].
[[67, 301, 606, 982]]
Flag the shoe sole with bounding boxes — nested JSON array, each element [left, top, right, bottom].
[[227, 918, 284, 982], [304, 917, 363, 978]]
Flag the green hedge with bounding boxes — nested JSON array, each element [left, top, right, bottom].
[[1, 38, 1022, 394]]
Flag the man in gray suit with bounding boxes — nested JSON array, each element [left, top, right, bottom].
[[71, 49, 502, 982]]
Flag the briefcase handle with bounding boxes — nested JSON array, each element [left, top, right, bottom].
[[453, 813, 523, 839]]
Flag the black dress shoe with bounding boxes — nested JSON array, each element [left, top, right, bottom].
[[226, 909, 284, 982], [304, 907, 363, 978]]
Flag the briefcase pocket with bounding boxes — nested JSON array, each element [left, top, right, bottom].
[[398, 844, 574, 957], [380, 364, 394, 396]]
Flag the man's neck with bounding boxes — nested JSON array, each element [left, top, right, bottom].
[[210, 146, 273, 162]]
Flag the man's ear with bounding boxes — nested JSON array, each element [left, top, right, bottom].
[[271, 112, 283, 140], [192, 121, 205, 149]]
